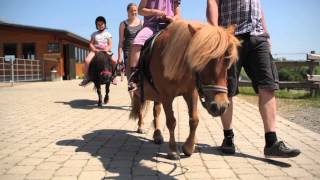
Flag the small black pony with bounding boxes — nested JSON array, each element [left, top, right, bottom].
[[88, 51, 113, 107]]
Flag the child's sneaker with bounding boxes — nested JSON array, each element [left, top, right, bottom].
[[111, 77, 118, 85], [79, 78, 90, 86]]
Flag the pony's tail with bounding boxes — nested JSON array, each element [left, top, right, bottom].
[[129, 95, 150, 120]]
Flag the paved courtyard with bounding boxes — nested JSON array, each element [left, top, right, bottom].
[[0, 80, 320, 180]]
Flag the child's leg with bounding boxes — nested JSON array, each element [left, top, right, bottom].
[[109, 55, 118, 85], [83, 51, 95, 77], [128, 26, 154, 91], [120, 64, 125, 81], [127, 45, 142, 91], [79, 51, 95, 86], [130, 45, 141, 69]]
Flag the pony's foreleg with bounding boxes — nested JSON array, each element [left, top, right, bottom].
[[182, 90, 199, 156], [104, 82, 110, 104], [153, 101, 163, 144], [163, 98, 179, 160], [96, 84, 102, 107]]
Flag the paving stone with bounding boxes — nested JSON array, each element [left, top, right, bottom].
[[7, 165, 35, 175], [78, 171, 106, 180], [238, 174, 267, 180], [0, 174, 25, 180], [54, 167, 82, 176], [1, 80, 320, 180], [233, 167, 260, 175], [282, 168, 314, 178], [36, 162, 61, 170], [17, 158, 44, 166], [51, 176, 77, 180], [208, 169, 237, 178], [62, 160, 88, 168], [26, 169, 55, 179]]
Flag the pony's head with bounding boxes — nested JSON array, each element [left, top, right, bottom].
[[163, 21, 240, 116]]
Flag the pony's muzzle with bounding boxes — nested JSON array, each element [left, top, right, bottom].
[[208, 101, 229, 117]]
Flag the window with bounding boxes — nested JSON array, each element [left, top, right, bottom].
[[74, 47, 85, 63], [74, 47, 78, 61], [78, 48, 81, 62], [22, 43, 36, 59], [48, 43, 59, 53], [81, 48, 84, 62], [80, 48, 84, 62], [3, 43, 17, 56]]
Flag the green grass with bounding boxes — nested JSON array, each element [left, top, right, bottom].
[[239, 87, 320, 108]]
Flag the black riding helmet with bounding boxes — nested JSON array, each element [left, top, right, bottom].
[[95, 16, 107, 30]]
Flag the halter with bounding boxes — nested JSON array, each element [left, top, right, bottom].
[[195, 73, 228, 108]]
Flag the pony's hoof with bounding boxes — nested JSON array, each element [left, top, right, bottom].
[[182, 144, 193, 157], [104, 97, 109, 104], [98, 103, 102, 107], [167, 152, 180, 160], [153, 129, 164, 144], [137, 128, 146, 134]]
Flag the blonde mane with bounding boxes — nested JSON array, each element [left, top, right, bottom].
[[162, 20, 240, 80]]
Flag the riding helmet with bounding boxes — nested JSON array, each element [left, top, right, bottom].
[[95, 16, 106, 25]]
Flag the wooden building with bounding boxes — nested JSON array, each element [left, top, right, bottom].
[[0, 21, 89, 81]]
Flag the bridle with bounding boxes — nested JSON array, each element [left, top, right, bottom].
[[195, 73, 228, 108]]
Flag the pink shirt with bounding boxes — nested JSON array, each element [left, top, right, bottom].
[[144, 0, 180, 28]]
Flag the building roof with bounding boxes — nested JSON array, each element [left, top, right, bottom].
[[0, 21, 89, 43]]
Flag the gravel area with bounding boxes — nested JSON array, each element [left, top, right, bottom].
[[238, 95, 320, 134]]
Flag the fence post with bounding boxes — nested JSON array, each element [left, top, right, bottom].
[[10, 59, 14, 87]]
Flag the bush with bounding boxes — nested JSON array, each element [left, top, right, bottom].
[[315, 66, 320, 74], [278, 66, 308, 81]]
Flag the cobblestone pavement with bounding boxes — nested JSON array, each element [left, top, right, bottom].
[[0, 80, 320, 180]]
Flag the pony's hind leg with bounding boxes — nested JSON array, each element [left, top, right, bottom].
[[163, 98, 179, 160], [132, 95, 146, 134], [136, 106, 146, 134], [153, 101, 163, 144], [104, 82, 110, 104], [96, 84, 102, 107], [182, 91, 199, 156]]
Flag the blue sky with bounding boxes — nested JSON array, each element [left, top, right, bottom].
[[1, 0, 319, 60]]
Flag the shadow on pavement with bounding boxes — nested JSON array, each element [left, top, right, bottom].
[[55, 99, 131, 111], [57, 129, 181, 179], [196, 143, 291, 168]]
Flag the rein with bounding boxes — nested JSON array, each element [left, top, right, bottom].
[[195, 73, 228, 108]]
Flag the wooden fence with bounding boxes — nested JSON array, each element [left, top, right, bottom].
[[239, 53, 320, 96]]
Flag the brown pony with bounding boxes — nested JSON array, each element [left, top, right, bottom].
[[130, 20, 240, 159]]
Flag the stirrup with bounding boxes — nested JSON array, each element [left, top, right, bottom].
[[79, 78, 90, 86], [128, 82, 138, 92], [111, 76, 118, 85]]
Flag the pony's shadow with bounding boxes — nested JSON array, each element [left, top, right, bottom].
[[56, 129, 181, 180], [55, 100, 131, 111], [196, 143, 291, 168]]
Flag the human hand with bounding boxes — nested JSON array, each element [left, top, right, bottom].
[[164, 16, 174, 23], [154, 9, 166, 18], [102, 46, 111, 53], [93, 48, 99, 53], [117, 59, 122, 64], [267, 38, 272, 50]]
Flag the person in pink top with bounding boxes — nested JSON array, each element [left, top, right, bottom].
[[128, 0, 181, 92]]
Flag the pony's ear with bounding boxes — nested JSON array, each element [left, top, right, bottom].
[[188, 24, 202, 36], [226, 25, 236, 35]]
